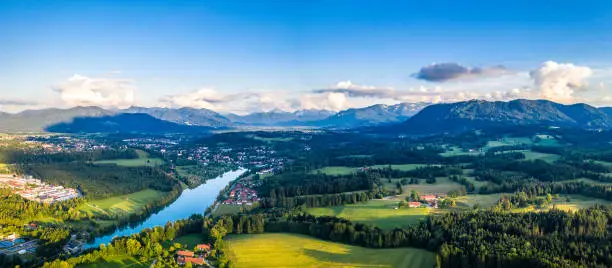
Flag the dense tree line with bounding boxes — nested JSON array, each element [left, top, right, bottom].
[[0, 147, 138, 165], [260, 171, 380, 198], [14, 162, 178, 199], [262, 191, 374, 208]]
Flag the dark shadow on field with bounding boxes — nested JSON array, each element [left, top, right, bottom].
[[356, 214, 428, 230], [303, 248, 374, 267]]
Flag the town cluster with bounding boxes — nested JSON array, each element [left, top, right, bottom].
[[222, 177, 262, 206], [407, 194, 446, 208], [0, 175, 80, 203], [176, 243, 211, 266]]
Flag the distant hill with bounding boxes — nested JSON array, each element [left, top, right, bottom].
[[226, 109, 335, 126], [0, 106, 113, 132], [313, 102, 429, 128], [45, 113, 210, 134], [123, 106, 231, 128], [402, 99, 612, 133]]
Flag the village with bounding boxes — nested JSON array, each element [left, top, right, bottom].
[[0, 174, 80, 203], [175, 243, 211, 266]]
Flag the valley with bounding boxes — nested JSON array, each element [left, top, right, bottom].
[[3, 99, 612, 267]]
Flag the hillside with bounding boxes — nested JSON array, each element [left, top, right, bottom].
[[0, 106, 113, 132], [313, 102, 429, 128], [226, 109, 334, 126], [123, 106, 231, 128], [45, 113, 211, 134], [403, 99, 612, 133]]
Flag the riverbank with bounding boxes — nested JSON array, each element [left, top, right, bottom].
[[84, 168, 247, 249]]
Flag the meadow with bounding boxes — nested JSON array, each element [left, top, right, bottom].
[[79, 189, 168, 217], [212, 203, 244, 217], [454, 193, 506, 208], [77, 255, 150, 268], [226, 233, 436, 268], [94, 150, 164, 167], [311, 166, 359, 175], [313, 164, 434, 175], [401, 177, 465, 194], [306, 199, 431, 230]]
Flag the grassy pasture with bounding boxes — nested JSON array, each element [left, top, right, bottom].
[[440, 146, 482, 157], [77, 255, 149, 268], [369, 164, 434, 171], [79, 189, 167, 217], [311, 166, 359, 175], [455, 193, 506, 208], [306, 199, 431, 230], [521, 151, 560, 162], [162, 233, 205, 249], [226, 233, 436, 268], [94, 150, 164, 167], [402, 177, 465, 194], [213, 204, 246, 217]]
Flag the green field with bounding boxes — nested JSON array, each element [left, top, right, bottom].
[[77, 255, 150, 268], [440, 146, 482, 157], [311, 166, 360, 175], [226, 233, 436, 268], [162, 233, 205, 249], [306, 199, 431, 230], [485, 137, 533, 150], [94, 150, 164, 167], [521, 151, 560, 162], [369, 164, 434, 171], [249, 135, 294, 143], [213, 203, 245, 217], [79, 189, 167, 217], [0, 163, 9, 174], [456, 193, 611, 212], [402, 177, 464, 194], [455, 193, 506, 208]]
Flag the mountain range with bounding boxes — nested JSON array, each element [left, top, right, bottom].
[[402, 99, 612, 133], [0, 102, 431, 133], [2, 99, 612, 134]]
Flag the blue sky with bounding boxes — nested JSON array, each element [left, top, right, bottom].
[[2, 0, 612, 113]]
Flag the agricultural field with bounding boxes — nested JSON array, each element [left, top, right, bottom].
[[440, 146, 482, 157], [521, 151, 560, 162], [213, 203, 246, 217], [78, 255, 150, 268], [249, 135, 294, 143], [485, 137, 533, 149], [455, 193, 506, 208], [311, 166, 360, 175], [369, 164, 434, 171], [548, 194, 612, 212], [94, 150, 164, 167], [226, 233, 436, 268], [306, 199, 431, 230], [79, 189, 168, 217], [0, 163, 9, 174], [162, 233, 205, 249], [401, 177, 465, 194]]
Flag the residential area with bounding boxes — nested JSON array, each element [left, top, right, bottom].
[[0, 175, 80, 203]]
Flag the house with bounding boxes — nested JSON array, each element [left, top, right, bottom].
[[408, 202, 422, 208], [421, 195, 437, 201], [184, 257, 205, 266], [177, 250, 195, 257], [196, 244, 211, 252]]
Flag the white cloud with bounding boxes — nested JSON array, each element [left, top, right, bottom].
[[530, 61, 593, 103], [53, 74, 135, 108], [159, 88, 296, 114]]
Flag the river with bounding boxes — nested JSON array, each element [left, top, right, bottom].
[[85, 168, 247, 249]]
